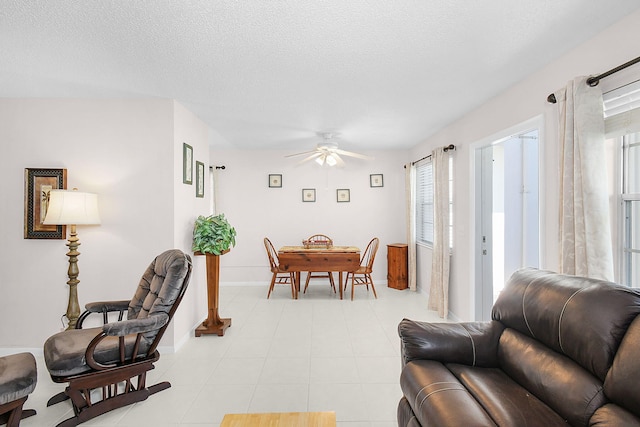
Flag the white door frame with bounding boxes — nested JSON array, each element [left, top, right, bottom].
[[469, 115, 545, 320]]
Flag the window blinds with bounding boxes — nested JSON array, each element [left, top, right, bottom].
[[604, 80, 640, 138], [416, 159, 433, 244]]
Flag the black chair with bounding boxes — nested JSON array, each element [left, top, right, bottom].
[[43, 249, 192, 427]]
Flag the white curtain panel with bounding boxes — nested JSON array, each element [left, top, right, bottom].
[[429, 148, 450, 317], [405, 163, 417, 291], [554, 76, 614, 281]]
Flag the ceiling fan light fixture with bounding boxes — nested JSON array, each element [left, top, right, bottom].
[[315, 154, 326, 166], [325, 154, 338, 166]]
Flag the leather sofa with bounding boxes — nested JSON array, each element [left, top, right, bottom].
[[397, 268, 640, 427]]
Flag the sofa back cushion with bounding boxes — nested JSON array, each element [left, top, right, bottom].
[[499, 328, 606, 426], [492, 268, 640, 380], [603, 315, 640, 419]]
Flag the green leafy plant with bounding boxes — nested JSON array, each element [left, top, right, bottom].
[[192, 214, 237, 255]]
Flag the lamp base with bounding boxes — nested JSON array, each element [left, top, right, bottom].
[[65, 225, 81, 330]]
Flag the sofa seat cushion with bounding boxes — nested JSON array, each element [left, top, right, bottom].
[[44, 327, 151, 377], [590, 404, 640, 426], [401, 360, 497, 426], [448, 363, 568, 427], [0, 352, 37, 405]]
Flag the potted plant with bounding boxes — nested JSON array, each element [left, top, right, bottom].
[[192, 213, 236, 255], [192, 213, 236, 337]]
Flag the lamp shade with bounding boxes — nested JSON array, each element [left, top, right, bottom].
[[43, 190, 101, 225]]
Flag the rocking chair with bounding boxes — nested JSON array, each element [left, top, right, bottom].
[[43, 249, 192, 427]]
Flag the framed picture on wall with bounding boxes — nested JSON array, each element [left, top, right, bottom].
[[196, 161, 205, 198], [337, 188, 350, 203], [302, 188, 316, 202], [269, 174, 282, 188], [24, 168, 67, 239], [183, 143, 193, 185], [370, 174, 384, 187]]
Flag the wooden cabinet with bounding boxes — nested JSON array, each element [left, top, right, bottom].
[[387, 244, 408, 290]]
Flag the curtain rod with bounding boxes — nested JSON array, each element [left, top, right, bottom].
[[547, 55, 640, 103], [408, 144, 456, 166]]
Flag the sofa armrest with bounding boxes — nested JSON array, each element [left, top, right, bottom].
[[398, 318, 504, 367]]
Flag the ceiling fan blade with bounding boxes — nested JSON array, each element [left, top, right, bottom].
[[334, 148, 373, 160], [285, 150, 317, 158], [297, 152, 323, 164], [333, 154, 346, 167]]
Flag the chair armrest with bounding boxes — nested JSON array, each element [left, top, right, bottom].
[[76, 300, 131, 329], [85, 300, 131, 313], [102, 313, 169, 337], [398, 318, 504, 367]]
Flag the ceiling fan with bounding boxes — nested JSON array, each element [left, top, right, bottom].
[[285, 132, 373, 166]]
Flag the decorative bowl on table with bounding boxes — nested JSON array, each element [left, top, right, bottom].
[[303, 238, 333, 249]]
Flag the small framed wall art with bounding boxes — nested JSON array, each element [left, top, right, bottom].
[[195, 161, 205, 198], [183, 143, 193, 185], [269, 174, 282, 188], [337, 188, 350, 203], [24, 168, 67, 239], [370, 174, 384, 187], [302, 188, 316, 202]]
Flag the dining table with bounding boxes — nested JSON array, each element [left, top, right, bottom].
[[277, 245, 360, 299]]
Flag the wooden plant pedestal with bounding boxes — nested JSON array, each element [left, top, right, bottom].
[[194, 251, 231, 337]]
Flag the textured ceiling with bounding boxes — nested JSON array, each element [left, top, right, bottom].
[[1, 1, 639, 151]]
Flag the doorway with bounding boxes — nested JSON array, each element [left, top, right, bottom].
[[476, 128, 540, 320]]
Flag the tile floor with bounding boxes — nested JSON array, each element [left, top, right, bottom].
[[22, 280, 443, 426]]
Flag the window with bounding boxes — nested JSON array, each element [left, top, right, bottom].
[[604, 80, 640, 287], [416, 160, 433, 245], [622, 133, 640, 287], [415, 157, 453, 246]]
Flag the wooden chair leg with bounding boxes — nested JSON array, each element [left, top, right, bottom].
[[303, 273, 311, 293], [344, 273, 351, 292], [267, 274, 277, 298], [290, 273, 297, 299], [0, 396, 36, 427], [328, 273, 336, 292], [369, 275, 377, 298], [351, 275, 356, 300]]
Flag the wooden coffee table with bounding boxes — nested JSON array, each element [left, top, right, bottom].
[[220, 411, 336, 426]]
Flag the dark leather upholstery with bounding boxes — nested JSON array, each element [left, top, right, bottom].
[[398, 268, 640, 427]]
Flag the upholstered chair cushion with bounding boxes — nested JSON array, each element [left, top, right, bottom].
[[0, 352, 37, 405], [128, 249, 191, 340], [44, 327, 152, 377]]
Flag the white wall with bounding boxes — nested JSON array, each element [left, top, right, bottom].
[[0, 99, 209, 351], [410, 10, 640, 320], [172, 101, 211, 347], [210, 149, 408, 286]]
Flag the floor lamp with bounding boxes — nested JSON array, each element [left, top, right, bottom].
[[43, 188, 101, 330]]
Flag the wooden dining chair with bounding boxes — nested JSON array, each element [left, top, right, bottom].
[[344, 237, 379, 300], [264, 238, 297, 299], [303, 234, 336, 294]]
